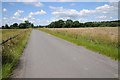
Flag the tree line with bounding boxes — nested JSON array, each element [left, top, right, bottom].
[[2, 21, 34, 29], [2, 19, 119, 29], [45, 19, 120, 28]]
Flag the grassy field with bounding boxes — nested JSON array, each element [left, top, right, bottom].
[[2, 29, 27, 42], [39, 27, 119, 60], [1, 29, 32, 79]]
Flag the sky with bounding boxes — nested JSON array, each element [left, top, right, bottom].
[[1, 1, 119, 26]]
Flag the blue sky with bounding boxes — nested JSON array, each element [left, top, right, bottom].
[[2, 2, 118, 26]]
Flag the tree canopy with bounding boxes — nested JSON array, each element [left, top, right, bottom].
[[46, 19, 119, 28], [2, 20, 34, 29]]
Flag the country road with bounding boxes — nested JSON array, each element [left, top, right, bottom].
[[11, 29, 118, 78]]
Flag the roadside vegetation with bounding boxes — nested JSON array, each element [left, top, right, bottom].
[[2, 29, 31, 79], [1, 21, 32, 79], [39, 27, 119, 60]]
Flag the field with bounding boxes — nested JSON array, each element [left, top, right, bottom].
[[1, 29, 31, 79], [2, 29, 27, 42], [39, 27, 119, 60]]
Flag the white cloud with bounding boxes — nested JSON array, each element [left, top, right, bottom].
[[4, 9, 47, 26], [50, 6, 79, 19], [28, 10, 46, 18], [8, 10, 25, 24], [79, 9, 96, 16], [96, 4, 111, 10], [14, 10, 47, 24], [50, 3, 118, 22], [3, 17, 7, 20], [3, 8, 7, 12], [50, 6, 95, 20], [14, 10, 24, 17], [96, 16, 107, 19], [95, 4, 115, 14], [34, 2, 43, 7], [24, 2, 44, 7]]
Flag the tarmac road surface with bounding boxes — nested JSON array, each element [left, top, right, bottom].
[[11, 29, 118, 78]]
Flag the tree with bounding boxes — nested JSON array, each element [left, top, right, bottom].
[[64, 19, 73, 28], [19, 23, 26, 28], [5, 24, 9, 29], [11, 23, 18, 28], [31, 24, 34, 28], [24, 20, 30, 28], [57, 20, 65, 28], [72, 21, 80, 28], [48, 22, 56, 28], [2, 26, 5, 29]]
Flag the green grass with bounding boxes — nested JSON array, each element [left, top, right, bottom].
[[2, 29, 31, 79], [39, 28, 118, 60]]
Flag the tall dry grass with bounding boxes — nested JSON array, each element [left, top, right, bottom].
[[48, 27, 118, 46], [2, 29, 32, 78]]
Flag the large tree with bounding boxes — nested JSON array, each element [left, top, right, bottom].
[[5, 24, 9, 29], [64, 19, 73, 28], [12, 23, 18, 28], [72, 21, 80, 28]]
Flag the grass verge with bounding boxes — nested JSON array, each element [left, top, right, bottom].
[[2, 29, 32, 79], [39, 28, 118, 60]]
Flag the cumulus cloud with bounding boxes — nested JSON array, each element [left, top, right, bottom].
[[28, 10, 46, 18], [50, 6, 80, 19], [4, 9, 47, 26], [4, 10, 25, 25], [3, 8, 7, 12], [95, 4, 115, 14], [14, 10, 24, 17], [50, 3, 118, 22]]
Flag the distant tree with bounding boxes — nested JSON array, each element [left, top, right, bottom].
[[109, 22, 118, 27], [64, 19, 73, 28], [79, 22, 85, 27], [57, 20, 65, 28], [24, 20, 30, 28], [11, 23, 18, 28], [72, 21, 80, 28], [5, 24, 9, 29], [48, 22, 56, 28], [2, 26, 5, 29], [31, 24, 34, 28], [19, 23, 26, 28]]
